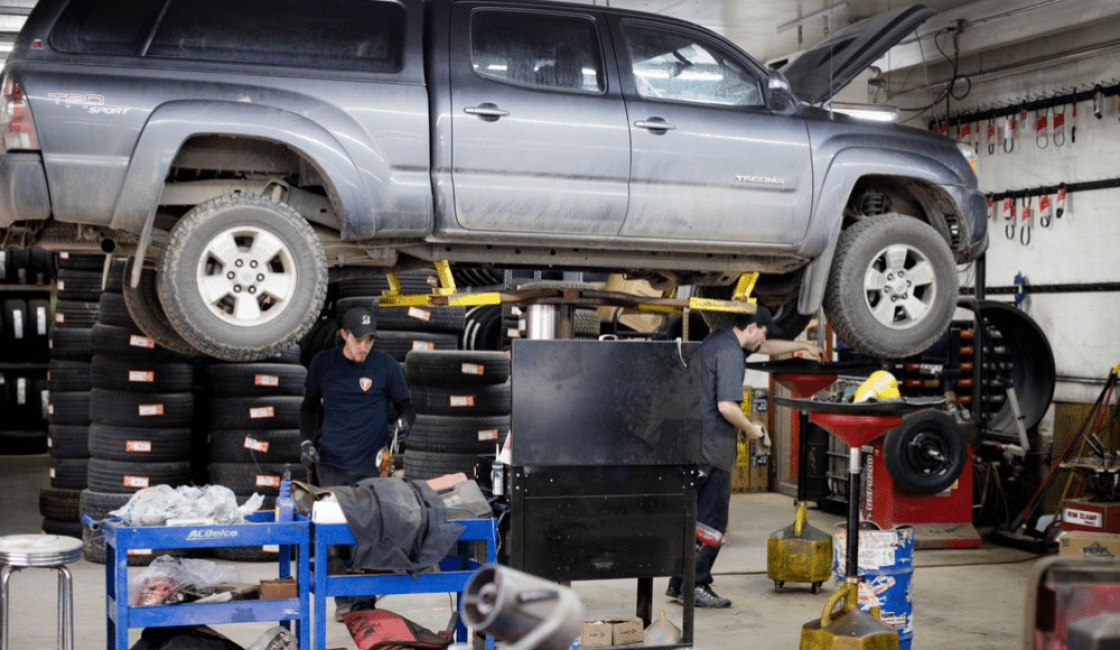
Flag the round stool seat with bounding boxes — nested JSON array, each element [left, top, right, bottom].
[[0, 534, 83, 567]]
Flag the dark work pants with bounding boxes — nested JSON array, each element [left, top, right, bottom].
[[670, 465, 731, 592]]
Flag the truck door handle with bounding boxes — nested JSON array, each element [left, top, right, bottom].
[[464, 103, 510, 121], [634, 117, 677, 133]]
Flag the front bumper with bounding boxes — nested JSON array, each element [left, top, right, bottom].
[[0, 152, 51, 228]]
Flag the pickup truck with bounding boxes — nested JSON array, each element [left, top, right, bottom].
[[0, 0, 987, 361]]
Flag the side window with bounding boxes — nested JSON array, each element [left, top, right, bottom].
[[622, 22, 763, 107], [471, 10, 604, 93]]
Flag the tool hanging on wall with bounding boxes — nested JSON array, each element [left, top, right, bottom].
[[1052, 104, 1066, 147], [1071, 102, 1077, 143], [1093, 85, 1104, 119], [1038, 193, 1053, 228], [1019, 196, 1033, 246], [987, 195, 996, 222], [1003, 197, 1017, 240], [1055, 184, 1067, 219], [1035, 109, 1049, 148], [1003, 113, 1016, 153]]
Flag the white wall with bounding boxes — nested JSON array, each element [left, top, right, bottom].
[[912, 53, 1120, 405]]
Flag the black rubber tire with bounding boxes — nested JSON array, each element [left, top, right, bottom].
[[41, 518, 84, 537], [97, 291, 138, 328], [47, 424, 91, 458], [824, 214, 958, 360], [882, 409, 967, 495], [49, 327, 94, 360], [49, 360, 92, 392], [206, 363, 307, 396], [462, 305, 504, 351], [208, 395, 303, 430], [1, 429, 49, 455], [87, 457, 193, 493], [373, 331, 460, 362], [158, 193, 328, 362], [410, 382, 511, 417], [403, 449, 481, 481], [26, 298, 53, 359], [210, 545, 283, 563], [56, 252, 106, 271], [87, 422, 193, 462], [57, 269, 104, 301], [208, 462, 291, 497], [407, 414, 510, 454], [209, 429, 302, 463], [38, 487, 82, 520], [336, 271, 435, 298], [49, 391, 92, 426], [404, 350, 511, 386], [3, 298, 27, 347], [90, 323, 183, 360], [49, 456, 89, 489], [88, 388, 195, 428], [53, 300, 100, 328], [90, 354, 195, 392], [122, 258, 203, 357], [335, 297, 467, 334]]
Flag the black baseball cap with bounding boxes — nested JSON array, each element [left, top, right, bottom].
[[341, 306, 377, 338], [734, 303, 785, 339]]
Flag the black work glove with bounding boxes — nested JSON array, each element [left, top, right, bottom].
[[300, 440, 319, 469], [394, 418, 411, 451]]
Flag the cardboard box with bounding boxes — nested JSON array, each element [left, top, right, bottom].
[[259, 577, 297, 600], [581, 618, 643, 647], [1058, 531, 1120, 559]]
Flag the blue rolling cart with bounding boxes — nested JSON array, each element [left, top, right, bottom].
[[310, 518, 497, 650], [102, 511, 311, 650]]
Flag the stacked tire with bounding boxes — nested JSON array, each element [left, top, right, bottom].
[[402, 350, 511, 481], [205, 352, 305, 561], [80, 274, 197, 564], [41, 252, 101, 537], [0, 248, 53, 457]]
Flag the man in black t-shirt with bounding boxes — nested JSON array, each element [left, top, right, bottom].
[[668, 305, 824, 609], [299, 305, 417, 620], [300, 306, 416, 487]]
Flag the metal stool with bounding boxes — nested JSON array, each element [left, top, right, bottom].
[[0, 534, 83, 650]]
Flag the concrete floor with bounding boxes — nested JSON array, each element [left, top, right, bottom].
[[1, 452, 1043, 650]]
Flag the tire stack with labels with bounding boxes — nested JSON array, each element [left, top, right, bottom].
[[80, 271, 197, 564], [205, 351, 305, 561], [402, 350, 511, 481], [41, 252, 101, 537]]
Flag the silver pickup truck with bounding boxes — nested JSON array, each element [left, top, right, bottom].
[[0, 0, 987, 361]]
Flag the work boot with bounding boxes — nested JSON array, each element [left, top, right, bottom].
[[665, 585, 683, 603], [693, 585, 731, 608]]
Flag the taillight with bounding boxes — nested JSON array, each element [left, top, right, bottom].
[[1, 75, 40, 151]]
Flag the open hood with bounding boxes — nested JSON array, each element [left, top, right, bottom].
[[780, 4, 935, 105]]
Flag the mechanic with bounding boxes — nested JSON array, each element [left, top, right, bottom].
[[299, 305, 417, 619], [668, 306, 826, 608]]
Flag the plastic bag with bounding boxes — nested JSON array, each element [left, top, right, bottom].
[[131, 555, 244, 605], [245, 626, 295, 650], [111, 485, 264, 526]]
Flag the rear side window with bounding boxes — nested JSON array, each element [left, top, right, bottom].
[[470, 10, 604, 93], [52, 0, 405, 72]]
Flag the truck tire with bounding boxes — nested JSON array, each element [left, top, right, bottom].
[[158, 194, 328, 362], [404, 350, 510, 386], [825, 214, 957, 359], [122, 259, 200, 357]]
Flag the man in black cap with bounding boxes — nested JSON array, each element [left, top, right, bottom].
[[668, 305, 825, 609], [300, 305, 415, 487], [300, 305, 416, 619]]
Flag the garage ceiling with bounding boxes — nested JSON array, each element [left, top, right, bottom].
[[0, 0, 1117, 108]]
